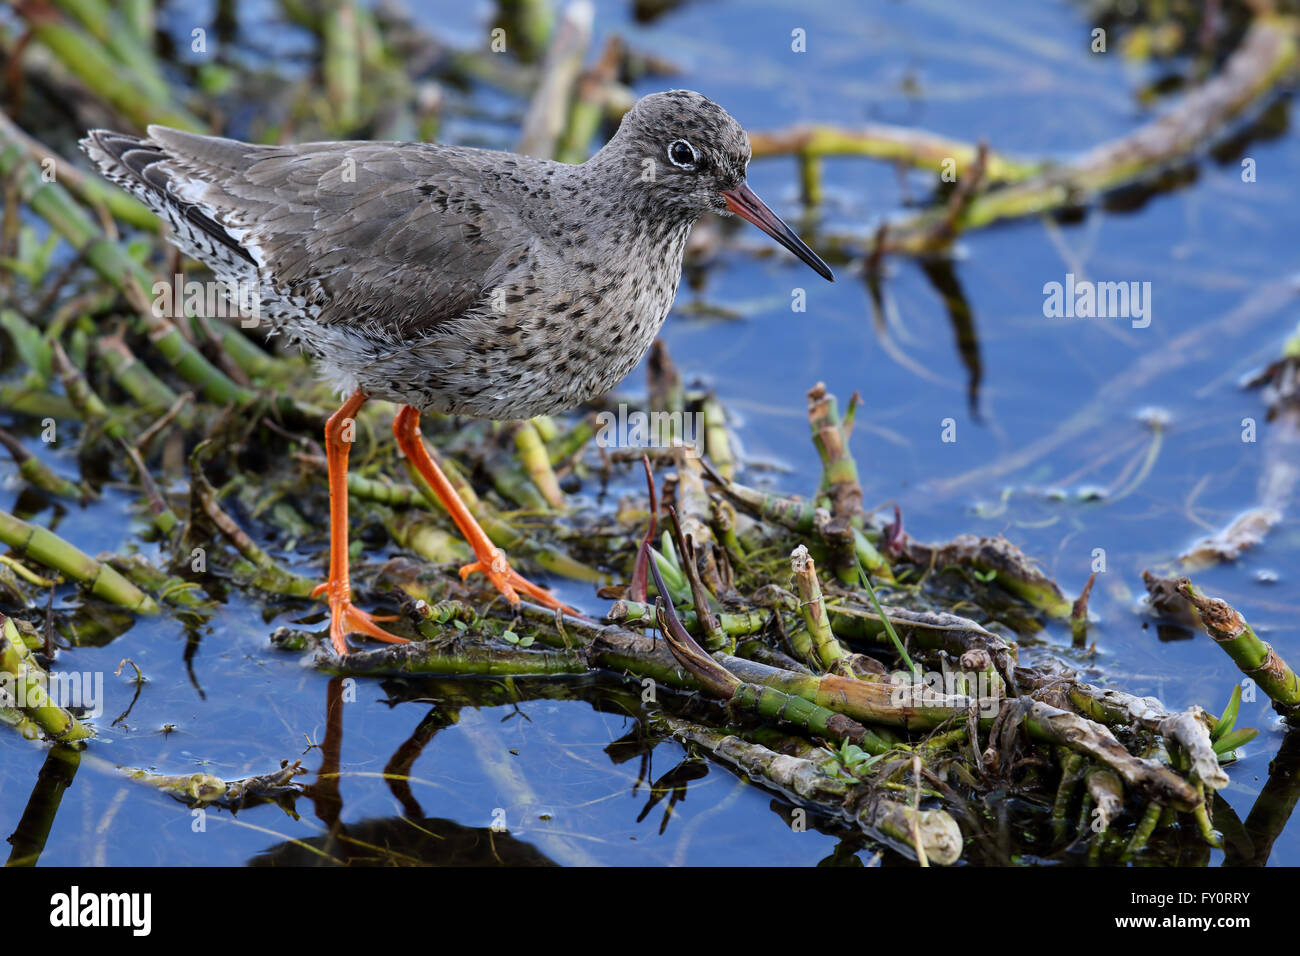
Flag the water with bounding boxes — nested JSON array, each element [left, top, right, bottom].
[[3, 0, 1300, 865]]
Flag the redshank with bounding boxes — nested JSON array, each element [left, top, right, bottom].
[[81, 90, 833, 655]]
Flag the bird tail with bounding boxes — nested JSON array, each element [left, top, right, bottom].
[[80, 128, 257, 271]]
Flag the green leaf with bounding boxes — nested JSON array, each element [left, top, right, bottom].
[[1213, 684, 1242, 742], [502, 630, 518, 644], [125, 238, 154, 263], [855, 554, 916, 675], [21, 228, 60, 280], [649, 546, 688, 601], [1213, 727, 1258, 757], [197, 63, 235, 96], [833, 741, 885, 778], [660, 531, 679, 572], [0, 310, 52, 382], [518, 635, 535, 648]]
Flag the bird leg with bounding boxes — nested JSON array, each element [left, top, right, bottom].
[[313, 389, 410, 655], [393, 405, 575, 614]]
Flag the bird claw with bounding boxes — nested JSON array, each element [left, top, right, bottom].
[[314, 581, 408, 655], [459, 551, 575, 615]]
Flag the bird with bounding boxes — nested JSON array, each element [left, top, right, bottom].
[[80, 89, 834, 656]]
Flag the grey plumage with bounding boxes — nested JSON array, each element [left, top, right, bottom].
[[81, 90, 826, 420]]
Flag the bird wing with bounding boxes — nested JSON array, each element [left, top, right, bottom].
[[84, 126, 523, 336]]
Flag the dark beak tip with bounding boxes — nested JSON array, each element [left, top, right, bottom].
[[805, 254, 835, 283], [722, 183, 834, 283]]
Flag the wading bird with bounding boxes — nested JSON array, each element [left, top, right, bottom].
[[82, 90, 833, 654]]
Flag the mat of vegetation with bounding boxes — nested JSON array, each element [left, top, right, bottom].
[[3, 0, 1299, 866]]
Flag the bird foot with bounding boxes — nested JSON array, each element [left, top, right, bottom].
[[458, 549, 575, 614], [312, 582, 409, 656]]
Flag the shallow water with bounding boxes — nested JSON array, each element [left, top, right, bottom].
[[3, 0, 1300, 865]]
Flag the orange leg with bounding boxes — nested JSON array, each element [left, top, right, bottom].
[[393, 405, 573, 614], [312, 389, 410, 655]]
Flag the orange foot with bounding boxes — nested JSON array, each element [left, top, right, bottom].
[[459, 546, 575, 614], [311, 582, 410, 656]]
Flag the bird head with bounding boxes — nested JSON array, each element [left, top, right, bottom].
[[602, 90, 833, 281]]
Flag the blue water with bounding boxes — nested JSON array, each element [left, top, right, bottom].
[[3, 0, 1299, 864]]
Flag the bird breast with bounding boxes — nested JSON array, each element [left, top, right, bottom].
[[330, 216, 694, 421]]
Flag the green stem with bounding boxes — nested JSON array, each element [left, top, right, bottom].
[[1179, 579, 1300, 718], [0, 511, 158, 613], [0, 616, 94, 742]]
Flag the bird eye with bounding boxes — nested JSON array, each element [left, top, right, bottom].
[[667, 139, 698, 170]]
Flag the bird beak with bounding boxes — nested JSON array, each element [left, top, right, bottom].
[[720, 181, 834, 281]]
